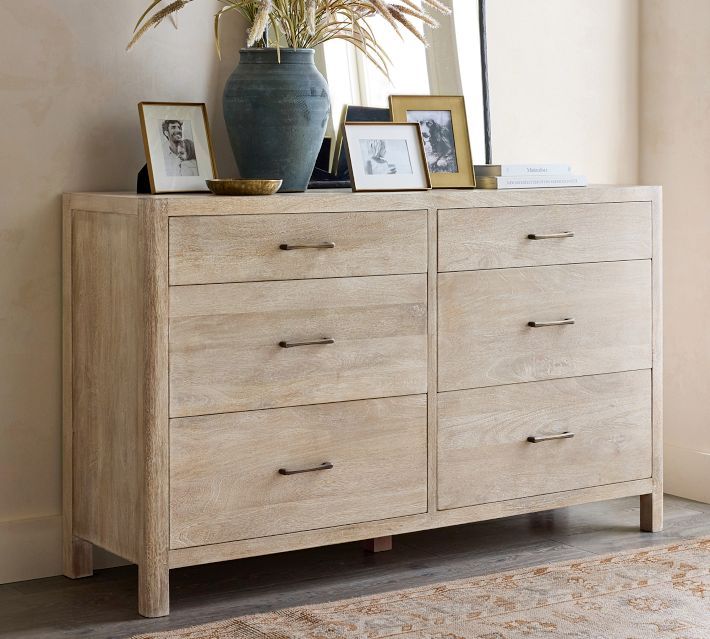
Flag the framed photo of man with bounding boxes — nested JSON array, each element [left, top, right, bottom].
[[389, 96, 475, 189], [138, 102, 217, 193]]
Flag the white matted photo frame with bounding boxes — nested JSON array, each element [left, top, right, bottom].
[[389, 95, 475, 189], [138, 102, 217, 193], [343, 122, 431, 192]]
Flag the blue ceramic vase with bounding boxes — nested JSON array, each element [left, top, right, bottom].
[[223, 48, 331, 192]]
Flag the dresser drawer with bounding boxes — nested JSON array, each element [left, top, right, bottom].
[[169, 210, 428, 285], [438, 202, 652, 271], [169, 274, 427, 417], [437, 371, 652, 510], [170, 395, 428, 548], [438, 260, 651, 391]]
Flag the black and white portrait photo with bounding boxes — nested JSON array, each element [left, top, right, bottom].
[[406, 110, 458, 174], [343, 122, 430, 192], [360, 139, 413, 175], [139, 102, 216, 193], [161, 119, 200, 177]]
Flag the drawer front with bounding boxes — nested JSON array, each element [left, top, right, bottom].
[[170, 395, 428, 548], [170, 274, 427, 417], [438, 202, 652, 271], [437, 371, 652, 510], [438, 260, 652, 391], [169, 210, 428, 285]]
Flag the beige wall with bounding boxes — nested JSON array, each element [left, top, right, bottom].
[[0, 0, 239, 583], [486, 0, 639, 183], [0, 0, 649, 583], [640, 0, 710, 503]]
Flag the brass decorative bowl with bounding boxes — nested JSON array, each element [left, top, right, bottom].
[[206, 178, 282, 196]]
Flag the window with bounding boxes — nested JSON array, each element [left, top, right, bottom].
[[318, 1, 486, 164]]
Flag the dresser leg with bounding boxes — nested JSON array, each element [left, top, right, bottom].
[[363, 536, 393, 553], [640, 491, 663, 532], [139, 561, 170, 617], [63, 535, 93, 579]]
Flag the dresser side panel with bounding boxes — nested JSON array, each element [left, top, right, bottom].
[[71, 209, 143, 563], [62, 197, 92, 578]]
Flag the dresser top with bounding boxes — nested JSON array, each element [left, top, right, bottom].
[[64, 185, 660, 217]]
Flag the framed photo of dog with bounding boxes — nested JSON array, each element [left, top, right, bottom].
[[389, 95, 475, 188]]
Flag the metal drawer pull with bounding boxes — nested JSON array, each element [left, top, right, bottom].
[[528, 318, 575, 328], [278, 462, 334, 475], [527, 432, 575, 443], [527, 231, 574, 240], [279, 242, 335, 250], [279, 337, 334, 348]]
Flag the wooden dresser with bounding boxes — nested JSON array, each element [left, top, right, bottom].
[[62, 186, 662, 617]]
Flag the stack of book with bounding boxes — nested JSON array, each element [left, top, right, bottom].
[[474, 164, 587, 190]]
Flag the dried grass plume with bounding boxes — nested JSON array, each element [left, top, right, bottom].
[[129, 0, 451, 75]]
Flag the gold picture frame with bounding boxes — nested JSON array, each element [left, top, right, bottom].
[[389, 95, 475, 188], [343, 122, 432, 192], [138, 101, 218, 194]]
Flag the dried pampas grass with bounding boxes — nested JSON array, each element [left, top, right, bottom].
[[129, 0, 451, 75]]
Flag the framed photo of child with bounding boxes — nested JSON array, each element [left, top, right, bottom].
[[138, 102, 217, 193], [343, 122, 431, 192]]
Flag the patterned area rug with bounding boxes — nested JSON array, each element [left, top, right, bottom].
[[133, 538, 710, 638]]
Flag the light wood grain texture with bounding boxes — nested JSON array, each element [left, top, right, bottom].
[[642, 186, 664, 533], [438, 202, 652, 271], [438, 260, 652, 391], [169, 274, 428, 417], [169, 396, 428, 548], [70, 210, 142, 564], [65, 193, 141, 216], [426, 208, 438, 514], [138, 200, 170, 618], [63, 186, 662, 617], [640, 493, 663, 532], [363, 536, 393, 552], [61, 198, 93, 579], [63, 199, 171, 617], [64, 186, 660, 216], [169, 210, 427, 285], [63, 187, 658, 219], [437, 371, 652, 509], [161, 186, 659, 215], [168, 479, 655, 568]]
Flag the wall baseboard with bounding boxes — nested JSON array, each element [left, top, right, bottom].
[[665, 443, 710, 504], [0, 515, 127, 584], [0, 515, 62, 584]]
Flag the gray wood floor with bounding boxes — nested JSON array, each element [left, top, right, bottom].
[[2, 494, 710, 639]]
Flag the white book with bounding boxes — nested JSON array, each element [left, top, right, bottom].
[[475, 164, 572, 177], [476, 174, 587, 190]]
